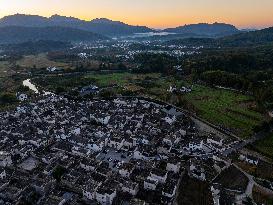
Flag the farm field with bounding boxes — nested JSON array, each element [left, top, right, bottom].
[[0, 61, 12, 77], [252, 134, 273, 159], [183, 85, 264, 139], [16, 53, 70, 69]]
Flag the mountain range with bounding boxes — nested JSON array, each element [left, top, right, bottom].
[[0, 14, 152, 37], [163, 23, 240, 37], [1, 14, 271, 45], [167, 26, 273, 47], [219, 27, 273, 47], [0, 26, 107, 44], [0, 14, 240, 38]]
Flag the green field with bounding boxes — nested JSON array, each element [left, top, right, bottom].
[[34, 72, 165, 93], [183, 85, 264, 138], [84, 72, 160, 87], [253, 134, 273, 159]]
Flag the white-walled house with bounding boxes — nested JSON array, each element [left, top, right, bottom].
[[82, 181, 99, 201], [189, 160, 206, 181], [150, 169, 168, 184], [87, 140, 105, 152], [83, 189, 95, 201], [207, 135, 224, 147], [162, 182, 177, 198], [121, 181, 139, 196], [96, 187, 116, 205], [167, 159, 181, 173], [90, 115, 111, 125], [133, 146, 157, 161], [80, 159, 99, 172], [122, 138, 134, 150], [188, 140, 204, 151], [0, 151, 12, 167], [119, 163, 135, 178], [239, 154, 259, 166], [167, 86, 177, 93], [0, 168, 6, 180], [144, 177, 158, 191], [108, 137, 125, 150], [95, 180, 118, 205], [210, 185, 221, 205]]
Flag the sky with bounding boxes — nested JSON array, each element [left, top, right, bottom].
[[0, 0, 273, 29]]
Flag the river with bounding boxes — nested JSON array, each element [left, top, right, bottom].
[[23, 79, 53, 95], [23, 79, 39, 94]]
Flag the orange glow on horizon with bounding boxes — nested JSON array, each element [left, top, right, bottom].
[[1, 0, 273, 29]]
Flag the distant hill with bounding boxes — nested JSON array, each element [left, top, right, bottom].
[[0, 14, 153, 36], [220, 27, 273, 47], [166, 27, 273, 47], [87, 18, 152, 36], [0, 14, 48, 27], [3, 40, 71, 54], [164, 23, 240, 37], [0, 26, 107, 44]]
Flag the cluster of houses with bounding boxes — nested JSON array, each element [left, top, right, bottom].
[[78, 52, 92, 59], [0, 94, 272, 204], [16, 92, 28, 101], [72, 40, 203, 62]]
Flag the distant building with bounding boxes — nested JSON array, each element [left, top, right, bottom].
[[16, 93, 28, 101], [80, 85, 99, 96], [167, 85, 177, 93], [239, 154, 259, 166], [46, 67, 62, 72]]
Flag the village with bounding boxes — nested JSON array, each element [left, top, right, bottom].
[[72, 40, 203, 62], [0, 93, 272, 205]]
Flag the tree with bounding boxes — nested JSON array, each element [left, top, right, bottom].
[[133, 53, 177, 74], [117, 63, 127, 70], [0, 92, 18, 104], [52, 165, 66, 182], [55, 86, 66, 94]]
